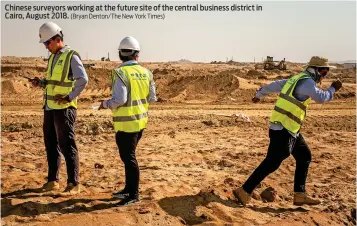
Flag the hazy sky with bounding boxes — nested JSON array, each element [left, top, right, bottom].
[[1, 1, 356, 63]]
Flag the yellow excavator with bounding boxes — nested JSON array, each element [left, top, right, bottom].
[[263, 56, 287, 70]]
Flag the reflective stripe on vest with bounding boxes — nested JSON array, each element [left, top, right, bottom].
[[111, 64, 151, 133], [269, 73, 311, 134], [44, 49, 78, 109], [113, 112, 149, 122]]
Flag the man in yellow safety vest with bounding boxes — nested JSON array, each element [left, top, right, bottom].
[[233, 56, 342, 206], [30, 22, 88, 194], [98, 36, 157, 206]]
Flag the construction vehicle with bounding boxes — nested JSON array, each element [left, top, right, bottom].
[[101, 52, 111, 61], [263, 56, 287, 70]]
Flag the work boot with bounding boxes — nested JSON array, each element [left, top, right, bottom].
[[233, 187, 251, 206], [116, 196, 140, 206], [293, 192, 321, 206], [41, 181, 60, 192], [63, 183, 81, 194], [113, 189, 130, 199]]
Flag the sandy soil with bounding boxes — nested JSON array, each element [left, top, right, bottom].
[[1, 57, 356, 226]]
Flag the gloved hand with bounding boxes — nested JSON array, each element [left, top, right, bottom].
[[54, 94, 71, 104], [331, 79, 342, 92], [30, 77, 41, 87], [252, 97, 260, 103]]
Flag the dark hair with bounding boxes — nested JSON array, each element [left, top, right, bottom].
[[51, 31, 64, 42], [119, 49, 138, 62]]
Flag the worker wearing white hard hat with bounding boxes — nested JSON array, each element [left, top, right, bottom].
[[30, 22, 88, 195], [118, 36, 141, 60], [38, 21, 62, 44], [118, 36, 140, 51], [98, 36, 157, 206]]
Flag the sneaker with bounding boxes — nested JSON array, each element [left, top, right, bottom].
[[116, 196, 140, 206], [63, 183, 81, 194], [293, 192, 321, 206], [41, 181, 60, 192], [233, 187, 251, 207], [113, 189, 130, 199]]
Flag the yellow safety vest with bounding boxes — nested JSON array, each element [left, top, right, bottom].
[[111, 63, 151, 133], [44, 49, 78, 109], [270, 72, 312, 134]]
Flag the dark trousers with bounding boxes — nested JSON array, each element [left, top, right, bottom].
[[242, 129, 312, 194], [115, 130, 143, 197], [43, 108, 79, 185]]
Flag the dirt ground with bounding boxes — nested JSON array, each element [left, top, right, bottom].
[[1, 57, 356, 226]]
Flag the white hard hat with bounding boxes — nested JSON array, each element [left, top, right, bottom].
[[118, 36, 140, 51], [39, 22, 62, 43]]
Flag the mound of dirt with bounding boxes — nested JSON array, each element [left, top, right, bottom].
[[329, 68, 356, 83], [156, 73, 248, 102], [246, 69, 264, 78], [1, 57, 355, 104], [85, 67, 112, 89], [1, 80, 30, 94]]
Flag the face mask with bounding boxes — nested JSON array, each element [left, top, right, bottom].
[[313, 69, 324, 82], [305, 67, 320, 82]]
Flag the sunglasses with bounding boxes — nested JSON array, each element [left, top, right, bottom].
[[319, 67, 330, 77], [43, 38, 55, 46]]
